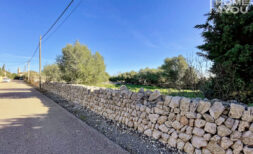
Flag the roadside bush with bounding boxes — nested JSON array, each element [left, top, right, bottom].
[[43, 64, 61, 82]]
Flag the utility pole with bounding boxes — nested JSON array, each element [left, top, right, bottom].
[[39, 35, 42, 89], [27, 62, 30, 82]]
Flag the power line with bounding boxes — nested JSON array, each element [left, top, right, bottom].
[[27, 0, 74, 64], [27, 43, 39, 63], [43, 0, 82, 44], [41, 0, 74, 39]]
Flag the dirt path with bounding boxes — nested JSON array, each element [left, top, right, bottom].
[[0, 80, 128, 154]]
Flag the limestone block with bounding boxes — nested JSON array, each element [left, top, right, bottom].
[[221, 137, 233, 150], [171, 121, 183, 130], [158, 124, 169, 133], [242, 131, 253, 145], [180, 97, 191, 112], [243, 146, 253, 154], [152, 129, 162, 140], [204, 122, 217, 134], [169, 96, 181, 108], [191, 136, 207, 148], [184, 142, 194, 154], [144, 129, 152, 137], [242, 107, 253, 122], [217, 125, 232, 137], [192, 127, 205, 137], [195, 119, 206, 128], [148, 114, 159, 123], [209, 101, 225, 119], [148, 90, 161, 101], [207, 141, 225, 154], [164, 96, 172, 106], [179, 133, 192, 142], [197, 100, 211, 114], [229, 103, 245, 119], [157, 116, 167, 124]]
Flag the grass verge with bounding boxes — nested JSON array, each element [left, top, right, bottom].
[[95, 83, 204, 98]]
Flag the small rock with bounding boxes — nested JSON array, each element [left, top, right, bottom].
[[158, 124, 169, 133], [221, 137, 233, 149], [195, 119, 206, 128], [203, 113, 215, 123], [184, 142, 194, 154], [217, 125, 232, 137], [149, 114, 159, 123], [190, 99, 199, 112], [169, 96, 181, 108], [148, 90, 161, 101], [164, 96, 172, 106], [230, 131, 242, 141], [152, 129, 162, 139], [229, 103, 245, 119], [177, 139, 185, 150], [154, 107, 164, 115], [138, 88, 145, 93], [202, 148, 212, 154], [157, 116, 167, 124], [171, 131, 178, 138], [164, 121, 172, 128], [238, 120, 250, 132], [144, 129, 152, 137], [189, 119, 195, 127], [232, 140, 243, 153], [204, 122, 217, 134], [242, 131, 253, 145], [224, 118, 234, 129], [250, 123, 253, 132], [137, 125, 144, 133], [179, 133, 192, 142], [197, 100, 211, 114], [171, 120, 183, 130], [242, 107, 253, 122], [215, 116, 225, 126], [191, 136, 207, 148], [192, 127, 205, 136], [168, 112, 175, 121], [209, 101, 225, 119], [168, 136, 177, 147], [186, 126, 193, 135], [203, 133, 211, 141], [207, 141, 225, 154], [195, 149, 202, 154], [210, 135, 221, 143], [120, 85, 128, 91], [180, 97, 191, 112], [161, 133, 170, 140], [226, 149, 233, 154], [180, 116, 188, 125], [231, 120, 239, 131], [185, 112, 197, 119], [243, 146, 253, 154]]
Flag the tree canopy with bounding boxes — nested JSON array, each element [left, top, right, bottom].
[[56, 41, 108, 84], [195, 3, 253, 103], [110, 55, 199, 89]]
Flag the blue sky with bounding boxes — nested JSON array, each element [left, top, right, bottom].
[[0, 0, 210, 75]]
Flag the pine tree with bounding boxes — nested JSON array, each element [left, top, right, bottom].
[[195, 3, 253, 103]]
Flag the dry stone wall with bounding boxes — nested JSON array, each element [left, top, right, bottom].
[[41, 82, 253, 154]]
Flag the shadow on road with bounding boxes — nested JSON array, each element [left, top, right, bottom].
[[0, 81, 127, 154]]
